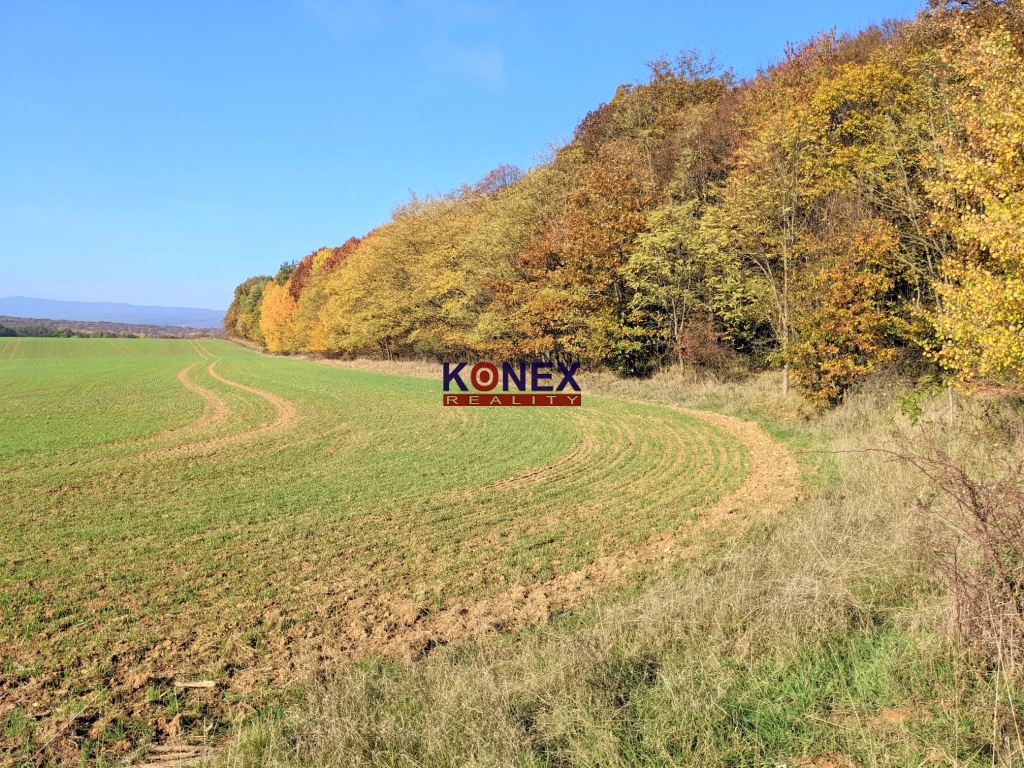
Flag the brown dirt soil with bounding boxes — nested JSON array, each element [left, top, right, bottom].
[[343, 405, 801, 662], [789, 755, 861, 768]]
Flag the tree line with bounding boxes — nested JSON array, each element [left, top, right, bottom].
[[226, 0, 1024, 407], [0, 317, 223, 339], [0, 323, 133, 339]]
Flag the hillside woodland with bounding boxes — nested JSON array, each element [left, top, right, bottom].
[[228, 1, 1024, 409], [0, 316, 225, 339]]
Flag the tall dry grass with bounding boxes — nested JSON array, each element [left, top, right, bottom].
[[217, 370, 1023, 767], [893, 403, 1024, 679]]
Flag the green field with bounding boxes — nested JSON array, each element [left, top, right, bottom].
[[0, 337, 751, 759]]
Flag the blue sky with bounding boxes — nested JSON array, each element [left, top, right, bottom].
[[0, 0, 926, 310]]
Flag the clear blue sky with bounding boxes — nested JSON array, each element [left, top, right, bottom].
[[0, 0, 926, 311]]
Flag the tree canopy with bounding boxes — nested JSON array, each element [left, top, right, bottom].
[[226, 0, 1024, 406]]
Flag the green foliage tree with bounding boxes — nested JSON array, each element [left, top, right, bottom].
[[224, 275, 272, 343]]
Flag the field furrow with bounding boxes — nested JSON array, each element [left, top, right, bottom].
[[0, 338, 796, 762]]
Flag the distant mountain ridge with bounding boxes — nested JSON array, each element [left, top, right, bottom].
[[0, 297, 225, 328]]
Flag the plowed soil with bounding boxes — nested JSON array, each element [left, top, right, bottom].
[[0, 338, 797, 765]]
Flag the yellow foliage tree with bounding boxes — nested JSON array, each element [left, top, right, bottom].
[[259, 281, 300, 353], [930, 24, 1024, 381]]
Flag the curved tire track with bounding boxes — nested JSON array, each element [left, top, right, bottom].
[[167, 362, 231, 433], [328, 405, 801, 661], [141, 356, 298, 459]]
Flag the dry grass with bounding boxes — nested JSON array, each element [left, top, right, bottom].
[[218, 370, 1024, 767], [889, 403, 1024, 678]]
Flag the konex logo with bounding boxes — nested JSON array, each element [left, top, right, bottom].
[[442, 362, 582, 406]]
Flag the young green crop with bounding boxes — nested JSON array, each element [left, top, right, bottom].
[[0, 338, 749, 762]]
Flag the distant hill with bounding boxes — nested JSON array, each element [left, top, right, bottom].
[[0, 297, 225, 328], [0, 316, 225, 339]]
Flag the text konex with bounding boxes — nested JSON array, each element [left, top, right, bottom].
[[442, 362, 582, 407]]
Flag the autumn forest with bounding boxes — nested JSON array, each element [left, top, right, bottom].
[[226, 1, 1024, 408]]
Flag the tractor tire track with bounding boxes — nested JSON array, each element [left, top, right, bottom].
[[108, 339, 134, 356], [308, 406, 800, 663], [141, 358, 297, 459], [0, 339, 21, 362], [128, 359, 231, 453], [204, 359, 298, 433], [169, 362, 231, 432]]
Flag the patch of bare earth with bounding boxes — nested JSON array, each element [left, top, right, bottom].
[[787, 755, 861, 768], [86, 405, 794, 756], [351, 406, 800, 661]]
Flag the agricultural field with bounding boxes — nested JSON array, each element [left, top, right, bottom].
[[0, 337, 797, 763]]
